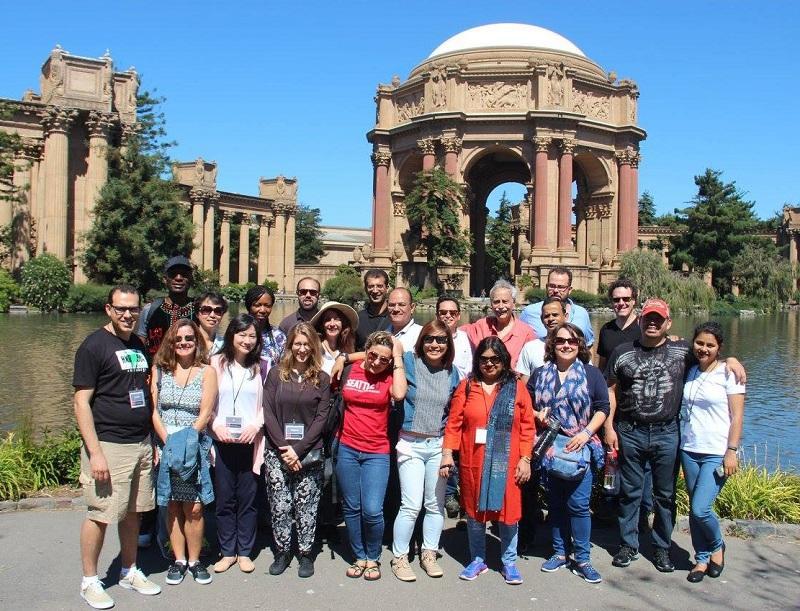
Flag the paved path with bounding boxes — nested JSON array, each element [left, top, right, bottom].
[[1, 509, 798, 610]]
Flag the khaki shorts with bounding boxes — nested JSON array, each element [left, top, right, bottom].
[[80, 439, 155, 524]]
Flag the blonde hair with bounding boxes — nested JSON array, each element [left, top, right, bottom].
[[278, 322, 323, 386]]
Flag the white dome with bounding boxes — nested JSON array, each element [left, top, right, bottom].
[[428, 23, 585, 59]]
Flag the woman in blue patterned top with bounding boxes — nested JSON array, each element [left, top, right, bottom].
[[245, 285, 286, 367], [151, 319, 218, 586]]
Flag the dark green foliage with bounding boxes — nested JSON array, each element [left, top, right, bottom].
[[322, 265, 364, 306], [82, 90, 193, 294], [295, 205, 325, 265], [0, 103, 22, 203], [405, 168, 472, 287], [409, 285, 438, 301], [638, 190, 657, 226], [484, 192, 513, 286], [261, 279, 279, 294], [524, 286, 547, 303], [221, 282, 254, 303], [20, 253, 71, 311], [569, 290, 605, 309], [731, 242, 794, 310], [669, 169, 761, 293], [193, 268, 221, 293], [0, 268, 18, 312], [62, 284, 113, 312]]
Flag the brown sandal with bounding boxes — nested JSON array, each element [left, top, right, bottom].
[[363, 563, 381, 581], [346, 560, 367, 578]]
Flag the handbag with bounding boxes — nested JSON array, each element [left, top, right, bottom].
[[297, 448, 324, 470], [546, 433, 590, 481]]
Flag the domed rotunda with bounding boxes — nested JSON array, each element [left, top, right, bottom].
[[366, 23, 645, 295]]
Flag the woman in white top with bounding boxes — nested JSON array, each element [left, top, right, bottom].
[[311, 301, 357, 376], [680, 321, 745, 584], [209, 314, 267, 575]]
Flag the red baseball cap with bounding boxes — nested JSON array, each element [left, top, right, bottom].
[[640, 298, 670, 319]]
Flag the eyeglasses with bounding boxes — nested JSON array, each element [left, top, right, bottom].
[[298, 289, 319, 296], [198, 305, 225, 315], [547, 283, 570, 291], [554, 337, 579, 347], [478, 355, 502, 366], [423, 335, 448, 345], [611, 297, 633, 303], [109, 305, 141, 316], [175, 335, 196, 344], [437, 309, 459, 317], [366, 351, 392, 365]]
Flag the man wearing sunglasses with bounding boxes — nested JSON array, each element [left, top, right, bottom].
[[519, 267, 594, 347], [278, 277, 321, 335], [73, 285, 161, 609], [597, 278, 641, 371]]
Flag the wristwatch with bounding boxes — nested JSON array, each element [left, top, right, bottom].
[[336, 353, 350, 365]]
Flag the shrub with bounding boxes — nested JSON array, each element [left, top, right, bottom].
[[524, 286, 546, 303], [410, 285, 438, 301], [193, 268, 220, 293], [260, 279, 279, 294], [221, 282, 254, 304], [570, 290, 605, 309], [62, 284, 113, 312], [323, 266, 364, 306], [0, 268, 19, 312], [19, 253, 71, 312]]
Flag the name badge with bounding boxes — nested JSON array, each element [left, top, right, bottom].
[[285, 423, 305, 441], [226, 416, 242, 439], [128, 389, 146, 409], [475, 428, 487, 445]]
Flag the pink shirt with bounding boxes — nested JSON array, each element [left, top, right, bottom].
[[460, 316, 536, 369]]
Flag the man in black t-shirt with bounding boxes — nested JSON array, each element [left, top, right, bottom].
[[355, 268, 391, 350], [597, 278, 641, 371], [73, 285, 161, 608]]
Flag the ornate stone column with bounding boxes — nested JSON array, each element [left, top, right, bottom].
[[616, 150, 633, 252], [40, 106, 77, 259], [219, 211, 232, 285], [190, 190, 205, 267], [9, 140, 38, 269], [371, 150, 392, 253], [203, 199, 216, 271], [258, 213, 271, 283], [532, 137, 551, 249], [629, 151, 640, 251], [557, 138, 575, 250], [417, 137, 436, 171], [284, 206, 296, 292], [442, 136, 462, 177], [238, 214, 250, 283]]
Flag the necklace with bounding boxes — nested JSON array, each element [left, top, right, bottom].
[[170, 364, 195, 407], [684, 360, 719, 418]]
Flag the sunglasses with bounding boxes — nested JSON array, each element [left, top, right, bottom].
[[611, 297, 633, 303], [554, 337, 579, 347], [423, 335, 448, 345], [175, 335, 196, 344], [366, 351, 392, 365], [298, 288, 319, 296], [478, 355, 502, 366], [547, 283, 570, 291], [198, 305, 225, 315], [437, 309, 459, 317], [109, 305, 141, 316]]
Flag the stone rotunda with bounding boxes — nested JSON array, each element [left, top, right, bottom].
[[366, 23, 646, 295]]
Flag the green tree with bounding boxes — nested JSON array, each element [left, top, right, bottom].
[[0, 268, 19, 312], [731, 242, 794, 309], [82, 90, 193, 294], [404, 167, 472, 288], [0, 103, 22, 203], [20, 253, 71, 311], [669, 169, 760, 294], [294, 204, 325, 264], [322, 264, 364, 306], [638, 190, 657, 225], [484, 192, 513, 286]]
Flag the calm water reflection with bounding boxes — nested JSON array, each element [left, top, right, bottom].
[[1, 303, 797, 470]]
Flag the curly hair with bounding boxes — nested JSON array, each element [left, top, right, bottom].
[[543, 322, 591, 364], [278, 322, 324, 387], [153, 318, 209, 372]]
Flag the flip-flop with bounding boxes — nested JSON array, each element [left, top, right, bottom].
[[346, 560, 367, 578], [363, 564, 381, 581]]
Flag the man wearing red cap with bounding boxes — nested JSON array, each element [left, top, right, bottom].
[[604, 298, 744, 574]]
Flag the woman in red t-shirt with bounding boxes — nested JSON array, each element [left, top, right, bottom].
[[335, 331, 407, 581]]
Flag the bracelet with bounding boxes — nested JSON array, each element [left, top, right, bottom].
[[727, 446, 738, 452], [520, 456, 531, 463], [581, 428, 593, 437]]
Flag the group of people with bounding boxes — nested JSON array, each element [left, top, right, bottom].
[[72, 258, 746, 609]]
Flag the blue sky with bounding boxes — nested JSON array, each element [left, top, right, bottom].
[[2, 1, 798, 226]]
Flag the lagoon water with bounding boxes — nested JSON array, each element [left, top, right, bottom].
[[1, 304, 797, 470]]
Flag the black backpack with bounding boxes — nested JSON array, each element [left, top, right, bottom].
[[323, 365, 351, 458]]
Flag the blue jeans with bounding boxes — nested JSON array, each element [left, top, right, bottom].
[[466, 517, 518, 566], [335, 442, 390, 562], [680, 450, 726, 564], [392, 434, 446, 556], [617, 419, 679, 551], [548, 468, 593, 564]]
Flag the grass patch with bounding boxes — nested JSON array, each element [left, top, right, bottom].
[[0, 428, 81, 501]]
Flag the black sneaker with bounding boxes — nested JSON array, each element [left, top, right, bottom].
[[445, 495, 460, 519], [165, 562, 187, 585], [297, 553, 315, 578], [653, 548, 675, 573], [269, 551, 292, 576], [188, 562, 213, 584], [612, 545, 639, 567]]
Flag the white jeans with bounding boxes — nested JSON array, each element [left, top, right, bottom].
[[391, 433, 446, 556]]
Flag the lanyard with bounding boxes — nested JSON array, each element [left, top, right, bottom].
[[229, 364, 250, 417]]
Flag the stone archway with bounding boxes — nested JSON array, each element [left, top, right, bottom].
[[365, 23, 646, 294]]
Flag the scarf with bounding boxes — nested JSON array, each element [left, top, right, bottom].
[[477, 377, 517, 513], [534, 361, 604, 468]]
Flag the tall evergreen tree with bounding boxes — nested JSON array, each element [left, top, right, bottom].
[[82, 91, 193, 293], [484, 192, 513, 285], [669, 169, 760, 293], [638, 190, 657, 225], [294, 204, 325, 264]]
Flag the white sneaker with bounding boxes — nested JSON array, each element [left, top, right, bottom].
[[80, 581, 114, 609], [119, 567, 161, 596]]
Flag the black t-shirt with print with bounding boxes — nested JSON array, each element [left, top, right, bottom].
[[605, 339, 692, 423], [73, 328, 152, 443]]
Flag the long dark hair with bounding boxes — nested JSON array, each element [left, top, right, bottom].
[[219, 313, 263, 373], [471, 336, 514, 384], [543, 322, 591, 364], [244, 284, 276, 343]]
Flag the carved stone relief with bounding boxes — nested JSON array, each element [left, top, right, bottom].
[[546, 65, 566, 107], [396, 91, 424, 122], [429, 67, 447, 109], [467, 81, 526, 110], [572, 88, 610, 120]]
